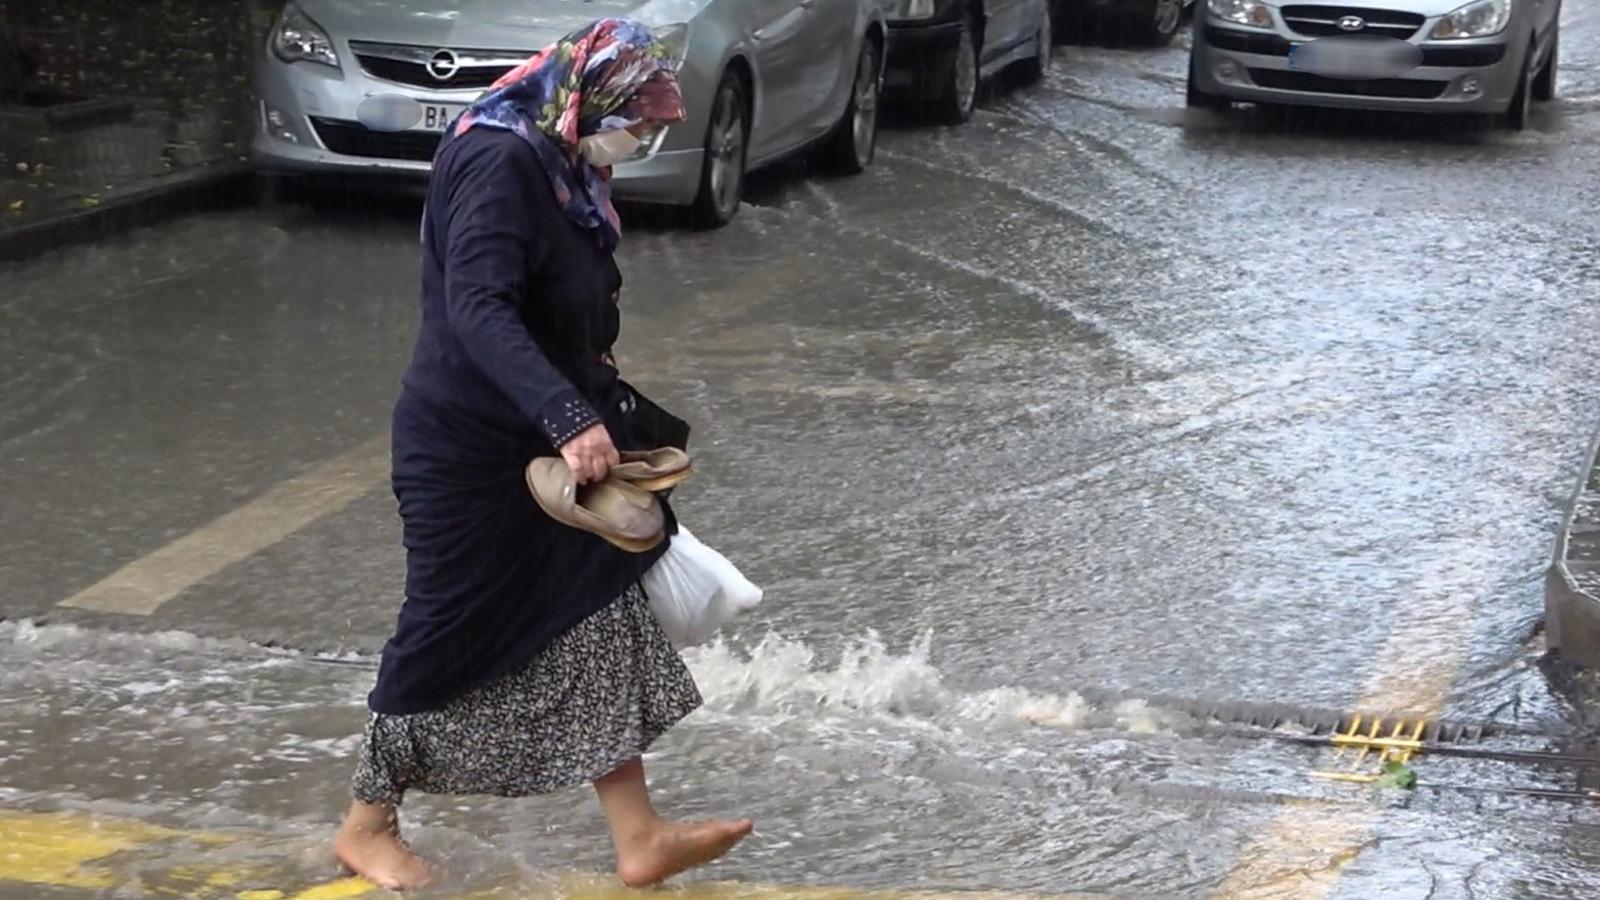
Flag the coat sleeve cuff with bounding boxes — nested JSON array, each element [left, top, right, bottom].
[[538, 390, 603, 449]]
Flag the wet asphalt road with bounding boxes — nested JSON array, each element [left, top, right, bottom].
[[7, 11, 1600, 898]]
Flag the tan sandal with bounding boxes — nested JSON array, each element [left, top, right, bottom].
[[610, 447, 693, 493], [525, 458, 665, 553]]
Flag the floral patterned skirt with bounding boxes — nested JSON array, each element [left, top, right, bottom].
[[352, 585, 701, 805]]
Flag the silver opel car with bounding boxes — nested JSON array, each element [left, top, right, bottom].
[[253, 0, 887, 225], [1188, 0, 1561, 129]]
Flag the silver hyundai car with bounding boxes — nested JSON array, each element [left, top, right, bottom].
[[1188, 0, 1561, 129], [253, 0, 887, 225]]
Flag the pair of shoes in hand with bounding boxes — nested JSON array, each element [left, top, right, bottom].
[[525, 448, 691, 552]]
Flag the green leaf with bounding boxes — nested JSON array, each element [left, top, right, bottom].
[[1373, 759, 1417, 791]]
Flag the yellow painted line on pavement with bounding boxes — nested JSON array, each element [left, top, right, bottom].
[[1210, 557, 1478, 898], [58, 435, 390, 616], [0, 811, 184, 889], [0, 810, 1108, 900]]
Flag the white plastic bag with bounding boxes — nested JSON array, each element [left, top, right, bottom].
[[642, 525, 763, 649]]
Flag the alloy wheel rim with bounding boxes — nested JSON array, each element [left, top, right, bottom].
[[1155, 0, 1182, 35], [852, 48, 879, 164], [1038, 12, 1053, 70], [955, 27, 978, 113], [708, 89, 743, 216]]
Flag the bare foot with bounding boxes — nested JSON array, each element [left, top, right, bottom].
[[616, 818, 754, 888], [334, 819, 434, 891]]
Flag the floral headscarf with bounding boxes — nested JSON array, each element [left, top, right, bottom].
[[441, 18, 686, 250]]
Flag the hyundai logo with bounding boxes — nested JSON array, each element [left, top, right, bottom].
[[426, 49, 461, 82], [1337, 15, 1366, 31]]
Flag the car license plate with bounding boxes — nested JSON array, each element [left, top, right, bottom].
[[416, 103, 466, 132], [1288, 36, 1421, 80]]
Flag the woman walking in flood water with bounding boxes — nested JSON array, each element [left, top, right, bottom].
[[332, 19, 751, 890]]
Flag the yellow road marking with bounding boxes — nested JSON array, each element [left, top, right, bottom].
[[58, 435, 390, 615], [286, 878, 381, 899], [0, 809, 1111, 899], [0, 811, 182, 889], [1210, 556, 1478, 898]]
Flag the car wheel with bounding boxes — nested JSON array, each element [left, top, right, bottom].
[[1502, 41, 1535, 132], [691, 72, 749, 228], [820, 37, 882, 175], [1129, 0, 1184, 47], [933, 14, 980, 124], [1185, 54, 1228, 111], [1532, 26, 1558, 102], [1017, 5, 1054, 85]]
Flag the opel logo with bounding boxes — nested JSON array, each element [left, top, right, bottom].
[[426, 49, 461, 82], [1337, 15, 1366, 31]]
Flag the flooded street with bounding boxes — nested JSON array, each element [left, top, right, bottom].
[[7, 10, 1600, 898]]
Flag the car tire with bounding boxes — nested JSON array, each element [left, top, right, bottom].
[[1016, 6, 1054, 85], [1502, 41, 1535, 132], [933, 14, 981, 124], [691, 72, 749, 229], [1532, 26, 1558, 102], [1185, 54, 1229, 111], [1128, 0, 1184, 47], [820, 37, 882, 175]]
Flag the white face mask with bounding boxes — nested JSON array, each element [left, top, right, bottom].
[[577, 129, 642, 168]]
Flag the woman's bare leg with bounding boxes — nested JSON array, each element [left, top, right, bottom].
[[333, 800, 433, 891], [593, 757, 753, 887]]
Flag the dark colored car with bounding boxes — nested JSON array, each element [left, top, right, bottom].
[[882, 0, 1055, 123], [1055, 0, 1195, 46]]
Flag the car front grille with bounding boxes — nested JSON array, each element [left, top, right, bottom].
[[1247, 68, 1448, 98], [349, 41, 524, 91], [1279, 5, 1426, 39], [310, 117, 441, 162]]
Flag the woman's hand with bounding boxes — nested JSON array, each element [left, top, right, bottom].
[[561, 424, 621, 485]]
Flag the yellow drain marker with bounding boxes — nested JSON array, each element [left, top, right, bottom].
[[1309, 715, 1427, 785], [0, 809, 1103, 900]]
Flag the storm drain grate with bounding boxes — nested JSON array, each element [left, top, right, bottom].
[[1310, 715, 1428, 785]]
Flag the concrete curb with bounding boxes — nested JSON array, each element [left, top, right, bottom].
[[0, 163, 254, 264], [1546, 423, 1600, 669]]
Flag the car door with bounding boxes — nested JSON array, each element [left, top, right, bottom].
[[800, 0, 862, 139], [748, 0, 814, 160], [984, 0, 1030, 65]]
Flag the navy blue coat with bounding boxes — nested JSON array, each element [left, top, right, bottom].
[[369, 127, 671, 715]]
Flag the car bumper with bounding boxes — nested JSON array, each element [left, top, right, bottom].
[[884, 19, 964, 88], [252, 56, 705, 205], [1071, 0, 1182, 13], [1192, 23, 1522, 114]]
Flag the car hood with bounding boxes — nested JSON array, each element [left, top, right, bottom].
[[1280, 0, 1472, 16], [294, 0, 709, 51]]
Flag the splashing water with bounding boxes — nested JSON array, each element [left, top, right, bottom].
[[684, 630, 1188, 735]]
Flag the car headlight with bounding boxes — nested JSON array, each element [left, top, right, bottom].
[[890, 0, 938, 19], [1209, 0, 1276, 29], [651, 23, 690, 66], [272, 2, 339, 69], [1430, 0, 1511, 39]]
